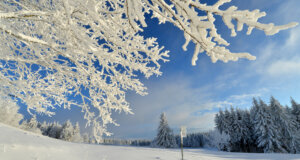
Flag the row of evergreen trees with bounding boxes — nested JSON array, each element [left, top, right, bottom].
[[215, 97, 300, 153], [21, 116, 84, 143]]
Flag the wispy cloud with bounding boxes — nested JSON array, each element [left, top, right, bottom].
[[285, 27, 300, 48], [253, 26, 300, 79], [206, 92, 264, 111], [267, 59, 300, 77], [109, 74, 224, 137]]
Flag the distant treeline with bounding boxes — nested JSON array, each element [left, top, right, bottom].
[[101, 133, 208, 148], [101, 139, 151, 146], [175, 133, 207, 148]]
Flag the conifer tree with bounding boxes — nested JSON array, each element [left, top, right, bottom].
[[250, 98, 260, 144], [284, 99, 300, 153], [154, 113, 176, 148], [235, 109, 249, 152], [21, 115, 42, 134], [229, 107, 240, 151], [223, 109, 232, 136], [215, 109, 226, 134], [39, 121, 50, 135], [48, 122, 63, 139], [242, 109, 254, 152], [71, 122, 83, 142], [268, 97, 287, 153], [60, 120, 75, 141], [291, 98, 300, 129], [254, 99, 282, 153], [282, 106, 299, 153], [82, 133, 90, 143], [27, 115, 38, 129]]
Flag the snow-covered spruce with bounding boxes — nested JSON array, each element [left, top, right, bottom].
[[0, 0, 297, 142], [154, 113, 177, 148]]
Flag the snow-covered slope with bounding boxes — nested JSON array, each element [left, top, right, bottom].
[[1, 123, 300, 160]]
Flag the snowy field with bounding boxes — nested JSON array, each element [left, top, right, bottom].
[[1, 123, 300, 160]]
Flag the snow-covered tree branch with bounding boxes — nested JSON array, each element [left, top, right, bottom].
[[142, 0, 298, 64], [0, 0, 297, 142]]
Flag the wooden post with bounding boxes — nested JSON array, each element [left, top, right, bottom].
[[180, 126, 186, 160], [181, 134, 184, 160]]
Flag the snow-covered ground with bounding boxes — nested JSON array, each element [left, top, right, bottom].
[[1, 123, 300, 160]]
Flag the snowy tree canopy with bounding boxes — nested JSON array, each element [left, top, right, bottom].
[[0, 0, 298, 141]]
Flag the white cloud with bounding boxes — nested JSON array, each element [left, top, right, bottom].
[[267, 59, 300, 77], [286, 28, 300, 48], [208, 92, 263, 111]]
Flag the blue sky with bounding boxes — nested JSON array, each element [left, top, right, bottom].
[[34, 0, 300, 139]]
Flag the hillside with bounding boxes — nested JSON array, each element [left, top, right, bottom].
[[1, 123, 300, 160]]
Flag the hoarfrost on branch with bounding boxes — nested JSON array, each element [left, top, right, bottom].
[[0, 0, 297, 142]]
